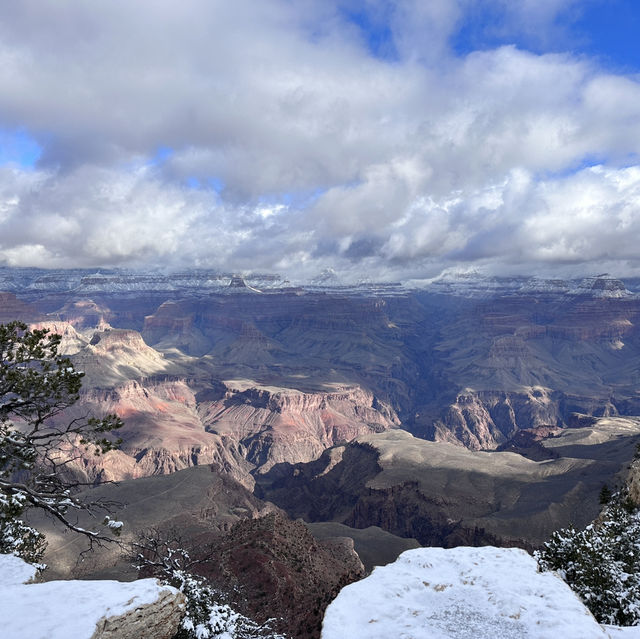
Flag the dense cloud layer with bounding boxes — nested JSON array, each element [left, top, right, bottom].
[[0, 0, 639, 280]]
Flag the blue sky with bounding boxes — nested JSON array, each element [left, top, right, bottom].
[[0, 0, 640, 280], [452, 0, 640, 67], [340, 0, 640, 70], [570, 0, 640, 71], [0, 129, 41, 168]]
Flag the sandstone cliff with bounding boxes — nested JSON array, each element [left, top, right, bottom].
[[199, 380, 399, 472], [54, 327, 399, 485]]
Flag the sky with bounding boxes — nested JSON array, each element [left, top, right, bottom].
[[1, 0, 640, 282]]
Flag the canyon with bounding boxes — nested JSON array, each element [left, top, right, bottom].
[[5, 267, 640, 637]]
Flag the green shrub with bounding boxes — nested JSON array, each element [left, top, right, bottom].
[[536, 491, 640, 626]]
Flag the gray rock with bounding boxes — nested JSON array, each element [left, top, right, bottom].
[[91, 587, 185, 639]]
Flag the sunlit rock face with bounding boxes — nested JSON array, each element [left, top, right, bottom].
[[433, 388, 562, 450], [39, 324, 399, 485], [198, 380, 399, 472]]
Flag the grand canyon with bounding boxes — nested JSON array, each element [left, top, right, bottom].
[[4, 3, 640, 636], [4, 267, 640, 636]]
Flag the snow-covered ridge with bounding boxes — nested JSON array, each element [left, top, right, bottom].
[[0, 266, 638, 300], [0, 267, 290, 295], [405, 272, 637, 299]]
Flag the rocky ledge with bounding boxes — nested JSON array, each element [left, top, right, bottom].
[[0, 554, 185, 639], [321, 547, 614, 639]]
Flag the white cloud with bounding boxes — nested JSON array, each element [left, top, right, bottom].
[[0, 1, 639, 279], [0, 165, 224, 267]]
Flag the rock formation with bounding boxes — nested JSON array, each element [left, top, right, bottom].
[[197, 512, 365, 639], [0, 292, 41, 322], [7, 269, 640, 459], [90, 588, 184, 639], [256, 421, 640, 549], [321, 547, 610, 639], [199, 380, 399, 472], [51, 326, 399, 484]]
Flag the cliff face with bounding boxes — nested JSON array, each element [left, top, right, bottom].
[[52, 299, 115, 330], [200, 382, 399, 471], [30, 320, 90, 355], [59, 375, 251, 487], [197, 512, 365, 639], [54, 326, 398, 485], [140, 292, 421, 408], [72, 328, 174, 386], [432, 388, 565, 450], [406, 286, 640, 449]]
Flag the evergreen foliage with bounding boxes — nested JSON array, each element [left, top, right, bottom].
[[536, 490, 640, 626], [599, 483, 612, 505], [0, 491, 46, 564], [0, 321, 123, 563]]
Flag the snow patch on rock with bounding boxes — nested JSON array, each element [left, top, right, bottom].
[[0, 554, 184, 639]]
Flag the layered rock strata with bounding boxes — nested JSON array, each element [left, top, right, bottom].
[[53, 327, 399, 484]]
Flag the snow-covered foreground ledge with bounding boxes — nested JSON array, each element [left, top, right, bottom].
[[322, 546, 640, 639], [0, 554, 185, 639]]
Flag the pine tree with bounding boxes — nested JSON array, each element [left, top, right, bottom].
[[536, 490, 640, 625], [599, 483, 612, 505], [1, 321, 123, 563]]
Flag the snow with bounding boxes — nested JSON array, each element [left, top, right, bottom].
[[605, 627, 640, 637], [322, 546, 617, 639], [103, 515, 124, 530], [0, 553, 180, 639], [1, 552, 39, 586]]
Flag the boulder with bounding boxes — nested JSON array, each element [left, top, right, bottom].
[[0, 554, 185, 639]]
